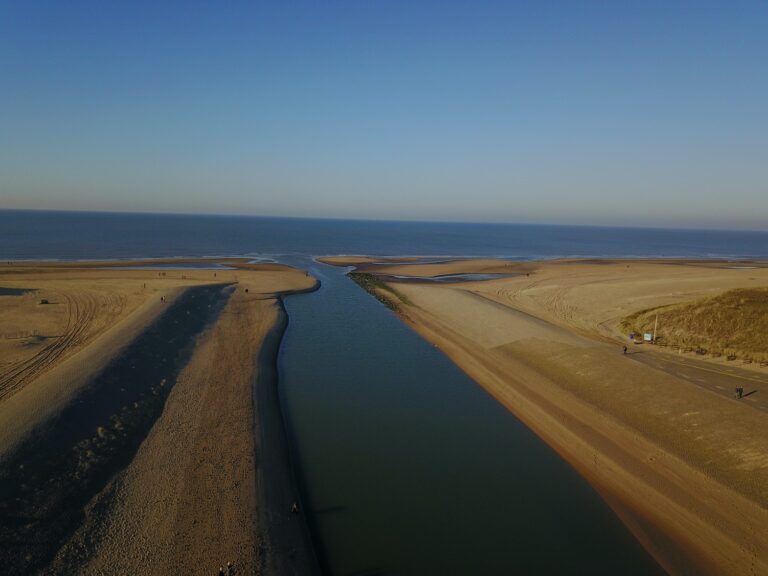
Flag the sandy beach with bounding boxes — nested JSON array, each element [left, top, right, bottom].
[[331, 257, 768, 576], [0, 259, 318, 575]]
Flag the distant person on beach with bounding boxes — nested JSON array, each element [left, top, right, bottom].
[[291, 501, 299, 514], [736, 386, 744, 399]]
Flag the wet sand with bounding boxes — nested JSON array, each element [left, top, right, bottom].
[[254, 298, 319, 576], [319, 255, 535, 277], [0, 259, 318, 574], [331, 257, 768, 576]]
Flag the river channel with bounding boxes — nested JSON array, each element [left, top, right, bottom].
[[278, 258, 664, 575]]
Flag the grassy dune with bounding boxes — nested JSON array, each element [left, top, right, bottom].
[[349, 272, 410, 313], [621, 287, 768, 362]]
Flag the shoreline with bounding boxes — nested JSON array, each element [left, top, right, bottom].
[[6, 252, 767, 269], [318, 254, 768, 268], [254, 294, 321, 575]]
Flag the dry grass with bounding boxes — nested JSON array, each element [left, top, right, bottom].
[[622, 287, 768, 362]]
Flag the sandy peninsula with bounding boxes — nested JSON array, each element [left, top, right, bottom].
[[326, 256, 768, 576], [0, 259, 318, 575]]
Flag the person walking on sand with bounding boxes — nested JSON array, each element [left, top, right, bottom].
[[291, 501, 299, 514], [736, 386, 744, 399]]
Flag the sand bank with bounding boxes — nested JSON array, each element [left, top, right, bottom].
[[319, 255, 536, 277], [317, 255, 426, 266], [0, 259, 318, 574], [336, 257, 768, 576]]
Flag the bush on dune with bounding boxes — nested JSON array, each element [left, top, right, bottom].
[[621, 287, 768, 362]]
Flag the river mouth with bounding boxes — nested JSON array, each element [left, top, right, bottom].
[[278, 258, 664, 575]]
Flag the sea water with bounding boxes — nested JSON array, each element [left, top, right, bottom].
[[2, 209, 767, 261]]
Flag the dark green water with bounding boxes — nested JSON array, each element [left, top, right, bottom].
[[279, 259, 665, 575]]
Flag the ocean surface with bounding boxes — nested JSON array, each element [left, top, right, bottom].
[[2, 210, 767, 261]]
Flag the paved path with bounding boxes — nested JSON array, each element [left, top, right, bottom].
[[469, 289, 768, 412], [627, 348, 768, 412]]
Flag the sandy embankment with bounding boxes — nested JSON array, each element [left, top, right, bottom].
[[0, 268, 213, 454], [319, 255, 534, 277], [254, 297, 319, 576], [317, 255, 428, 266], [342, 258, 768, 576], [0, 260, 319, 575]]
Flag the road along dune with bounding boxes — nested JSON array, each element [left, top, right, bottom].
[[0, 260, 318, 575], [338, 257, 768, 576]]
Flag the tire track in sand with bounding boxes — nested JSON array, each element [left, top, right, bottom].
[[0, 291, 102, 401]]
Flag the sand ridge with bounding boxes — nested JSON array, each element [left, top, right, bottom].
[[51, 291, 274, 574], [0, 259, 319, 574], [321, 255, 536, 277]]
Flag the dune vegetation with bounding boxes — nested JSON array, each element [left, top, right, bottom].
[[621, 287, 768, 362], [349, 272, 410, 313]]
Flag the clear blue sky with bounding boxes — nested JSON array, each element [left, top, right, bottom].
[[1, 1, 766, 229]]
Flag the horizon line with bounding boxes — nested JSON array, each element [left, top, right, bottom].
[[1, 206, 767, 234]]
